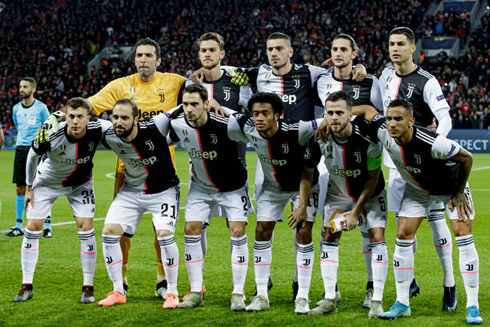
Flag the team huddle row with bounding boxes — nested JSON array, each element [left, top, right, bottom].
[[12, 28, 481, 324]]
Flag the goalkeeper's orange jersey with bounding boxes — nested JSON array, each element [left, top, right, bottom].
[[87, 72, 186, 194]]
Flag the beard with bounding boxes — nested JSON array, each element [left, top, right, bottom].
[[115, 124, 134, 138]]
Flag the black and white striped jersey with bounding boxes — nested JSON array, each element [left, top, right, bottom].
[[229, 113, 318, 192], [314, 118, 385, 202], [185, 69, 252, 111], [317, 71, 383, 111], [29, 119, 111, 188], [168, 107, 247, 193], [245, 64, 327, 120], [379, 65, 450, 127], [371, 115, 464, 195], [102, 113, 179, 194]]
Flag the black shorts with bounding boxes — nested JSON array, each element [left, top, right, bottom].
[[13, 146, 31, 185]]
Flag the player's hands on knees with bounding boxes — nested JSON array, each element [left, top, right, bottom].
[[24, 186, 34, 210], [352, 64, 367, 82], [341, 211, 359, 231], [449, 192, 472, 221], [207, 98, 228, 117], [190, 68, 205, 83], [228, 68, 249, 86], [315, 119, 330, 142], [288, 204, 307, 229]]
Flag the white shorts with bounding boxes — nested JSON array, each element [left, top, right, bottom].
[[27, 179, 95, 219], [105, 185, 181, 235], [398, 183, 475, 220], [387, 168, 406, 213], [322, 189, 387, 232], [256, 185, 318, 223], [185, 184, 253, 223]]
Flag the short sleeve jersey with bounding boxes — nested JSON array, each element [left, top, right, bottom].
[[13, 99, 50, 146]]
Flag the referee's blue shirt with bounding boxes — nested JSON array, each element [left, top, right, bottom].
[[12, 99, 49, 146]]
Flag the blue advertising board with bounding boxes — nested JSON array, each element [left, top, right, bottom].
[[448, 129, 490, 154]]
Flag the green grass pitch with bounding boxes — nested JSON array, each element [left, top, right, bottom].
[[0, 149, 488, 326]]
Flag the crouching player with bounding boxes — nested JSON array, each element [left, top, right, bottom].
[[14, 98, 110, 303], [309, 91, 388, 318], [361, 98, 481, 324]]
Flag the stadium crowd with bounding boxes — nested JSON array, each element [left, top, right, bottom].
[[0, 0, 489, 132]]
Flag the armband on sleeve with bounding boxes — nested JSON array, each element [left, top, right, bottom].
[[367, 155, 382, 170]]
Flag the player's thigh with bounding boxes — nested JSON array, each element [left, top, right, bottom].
[[185, 186, 213, 224], [217, 185, 252, 223], [363, 189, 388, 231], [26, 185, 58, 219], [322, 202, 350, 239], [256, 188, 291, 222], [105, 191, 146, 235], [387, 168, 406, 213], [445, 183, 475, 222], [66, 179, 96, 219], [147, 185, 181, 235], [290, 183, 319, 223]]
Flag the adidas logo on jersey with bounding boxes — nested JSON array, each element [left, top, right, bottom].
[[329, 166, 361, 178], [128, 156, 158, 167], [189, 148, 218, 160], [61, 156, 91, 165]]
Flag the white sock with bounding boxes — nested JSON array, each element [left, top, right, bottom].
[[21, 229, 42, 284], [428, 212, 455, 287], [254, 239, 272, 297], [296, 242, 314, 299], [362, 232, 373, 284], [78, 229, 97, 286], [371, 241, 388, 302], [158, 235, 179, 296], [184, 234, 203, 293], [456, 234, 479, 309], [393, 238, 414, 306], [102, 235, 124, 294], [320, 241, 339, 300], [231, 235, 248, 295]]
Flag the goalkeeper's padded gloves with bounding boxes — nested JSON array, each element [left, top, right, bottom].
[[227, 68, 249, 86], [35, 111, 65, 143]]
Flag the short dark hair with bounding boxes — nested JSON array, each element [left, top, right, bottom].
[[389, 27, 416, 45], [66, 97, 92, 114], [183, 84, 208, 102], [325, 91, 352, 111], [333, 34, 358, 52], [20, 77, 37, 89], [199, 32, 225, 51], [113, 98, 139, 119], [267, 32, 291, 47], [388, 98, 414, 117], [135, 37, 161, 59], [248, 92, 283, 116]]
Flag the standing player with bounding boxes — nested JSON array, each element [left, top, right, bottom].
[[309, 91, 387, 318], [87, 37, 186, 298], [98, 99, 181, 309], [379, 27, 455, 309], [167, 84, 251, 310], [13, 98, 107, 303], [361, 99, 481, 324], [228, 92, 319, 314], [316, 34, 383, 308], [7, 77, 52, 238]]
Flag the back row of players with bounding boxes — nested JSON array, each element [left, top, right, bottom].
[[13, 29, 481, 324]]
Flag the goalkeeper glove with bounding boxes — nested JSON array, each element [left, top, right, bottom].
[[227, 68, 249, 86], [35, 111, 65, 143]]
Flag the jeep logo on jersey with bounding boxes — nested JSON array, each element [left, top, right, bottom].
[[62, 156, 91, 165], [353, 87, 360, 100], [395, 160, 422, 174], [414, 153, 421, 164], [354, 151, 361, 163], [281, 94, 297, 105], [282, 143, 289, 154], [145, 139, 155, 151], [329, 166, 361, 178], [258, 154, 287, 166], [407, 83, 416, 98], [128, 156, 158, 167], [210, 134, 218, 145], [224, 89, 231, 101], [189, 148, 218, 160]]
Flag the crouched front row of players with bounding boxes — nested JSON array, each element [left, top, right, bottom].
[[13, 85, 481, 323]]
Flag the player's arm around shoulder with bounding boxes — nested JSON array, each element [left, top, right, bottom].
[[226, 110, 249, 144]]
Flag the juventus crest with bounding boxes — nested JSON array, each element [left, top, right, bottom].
[[354, 151, 362, 163], [414, 153, 421, 165], [352, 87, 360, 100], [282, 143, 289, 154], [210, 134, 218, 144], [223, 89, 230, 101], [406, 83, 416, 99], [145, 139, 155, 151]]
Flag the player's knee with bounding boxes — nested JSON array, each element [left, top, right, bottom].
[[102, 224, 123, 236], [76, 218, 93, 231], [156, 229, 173, 238], [26, 219, 43, 231], [229, 223, 246, 238], [369, 228, 385, 243], [255, 223, 273, 241], [396, 229, 415, 240], [184, 222, 202, 235], [296, 224, 313, 243]]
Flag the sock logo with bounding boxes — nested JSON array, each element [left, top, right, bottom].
[[465, 264, 474, 271], [376, 254, 383, 261], [302, 259, 311, 266], [237, 256, 246, 263], [393, 260, 400, 267], [105, 256, 113, 264], [24, 243, 32, 249], [87, 245, 94, 252], [254, 256, 261, 263], [321, 251, 328, 259], [185, 254, 192, 261], [438, 238, 448, 246], [166, 258, 174, 266]]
